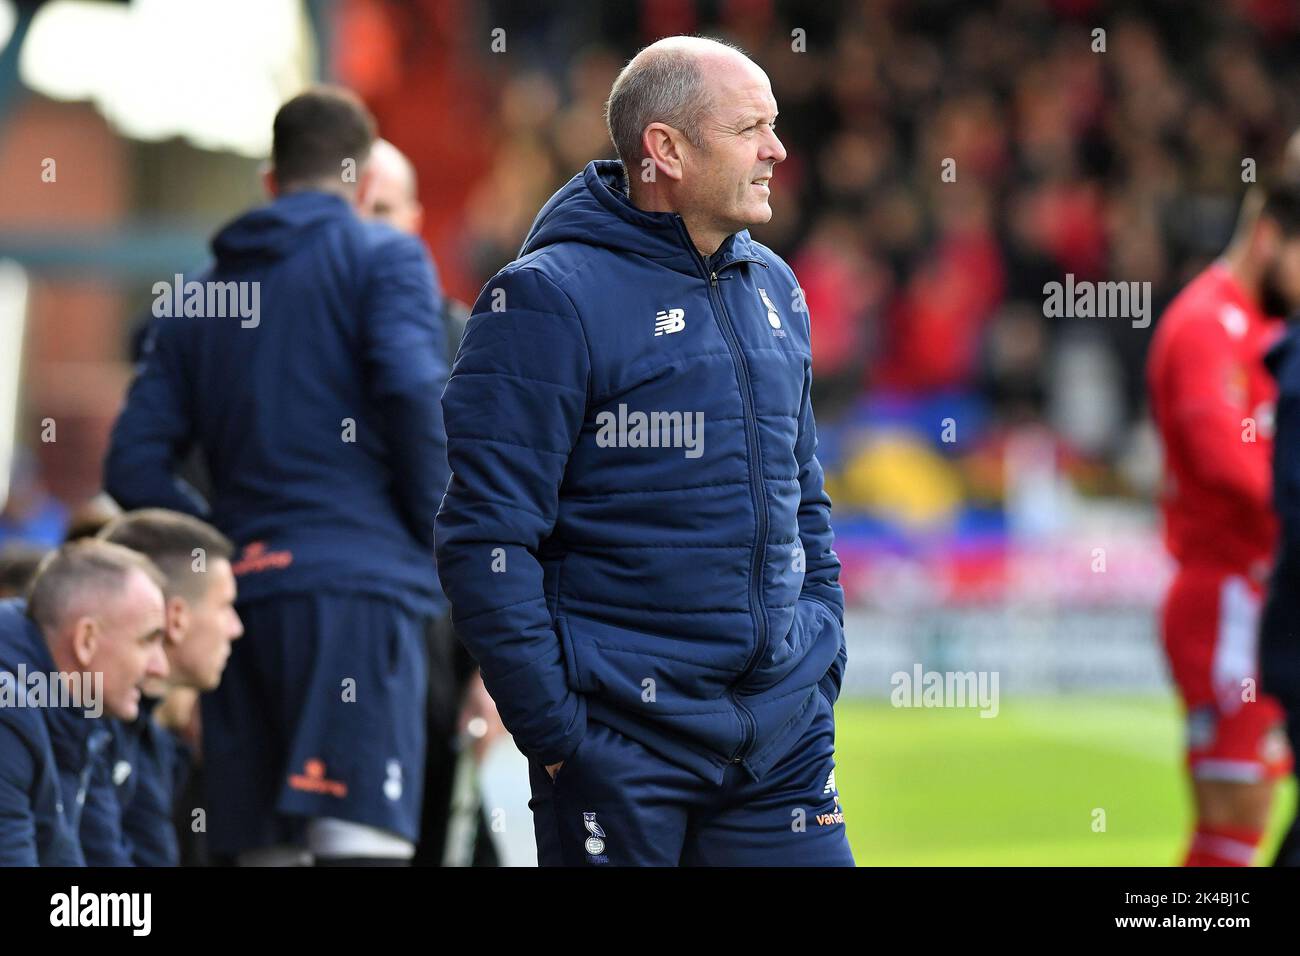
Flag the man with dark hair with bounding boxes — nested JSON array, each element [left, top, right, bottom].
[[0, 539, 168, 865], [97, 509, 242, 866], [1150, 179, 1300, 866], [271, 85, 377, 190], [104, 85, 450, 866]]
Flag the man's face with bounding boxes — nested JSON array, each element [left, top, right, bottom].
[[168, 558, 243, 692], [679, 57, 787, 240], [83, 568, 168, 720], [1261, 233, 1300, 317], [359, 164, 422, 236]]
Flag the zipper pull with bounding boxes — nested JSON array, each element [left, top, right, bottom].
[[710, 271, 718, 286]]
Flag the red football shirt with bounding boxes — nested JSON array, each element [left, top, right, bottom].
[[1147, 262, 1283, 574]]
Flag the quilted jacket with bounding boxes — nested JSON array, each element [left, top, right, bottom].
[[435, 160, 845, 784]]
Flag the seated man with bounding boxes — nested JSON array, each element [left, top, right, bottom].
[[97, 508, 243, 866], [0, 540, 168, 865]]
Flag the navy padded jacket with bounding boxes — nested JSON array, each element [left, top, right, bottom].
[[104, 191, 450, 616], [107, 695, 188, 867], [435, 161, 846, 784], [0, 598, 109, 866]]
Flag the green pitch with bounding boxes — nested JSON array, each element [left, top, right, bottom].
[[833, 695, 1296, 866]]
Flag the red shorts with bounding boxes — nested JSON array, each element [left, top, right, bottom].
[[1162, 565, 1292, 782]]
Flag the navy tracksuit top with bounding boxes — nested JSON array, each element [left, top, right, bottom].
[[436, 161, 846, 784], [104, 191, 450, 616]]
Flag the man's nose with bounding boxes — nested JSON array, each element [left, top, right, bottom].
[[762, 129, 787, 164], [149, 645, 170, 678]]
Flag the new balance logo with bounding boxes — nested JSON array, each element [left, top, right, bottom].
[[654, 308, 685, 336], [818, 769, 844, 826]]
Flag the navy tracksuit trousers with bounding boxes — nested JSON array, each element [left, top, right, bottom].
[[527, 686, 854, 866]]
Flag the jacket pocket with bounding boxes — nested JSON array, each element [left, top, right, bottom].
[[548, 725, 587, 785], [554, 613, 746, 760], [556, 614, 746, 705], [741, 598, 843, 695]]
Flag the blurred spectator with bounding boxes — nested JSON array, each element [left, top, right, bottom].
[[63, 494, 123, 542], [0, 543, 48, 598], [0, 455, 67, 548]]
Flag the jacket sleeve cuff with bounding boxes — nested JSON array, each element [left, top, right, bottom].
[[527, 694, 588, 766]]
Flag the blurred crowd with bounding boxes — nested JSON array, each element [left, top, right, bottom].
[[8, 0, 1300, 591], [450, 0, 1300, 531]]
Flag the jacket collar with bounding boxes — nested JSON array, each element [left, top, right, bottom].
[[585, 160, 764, 270], [522, 160, 763, 279]]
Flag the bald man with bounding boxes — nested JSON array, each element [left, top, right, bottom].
[[360, 139, 424, 236], [436, 36, 852, 866]]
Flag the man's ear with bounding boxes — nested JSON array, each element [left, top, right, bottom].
[[643, 124, 687, 183], [166, 595, 190, 647], [262, 164, 279, 198], [70, 616, 98, 669], [354, 162, 378, 212]]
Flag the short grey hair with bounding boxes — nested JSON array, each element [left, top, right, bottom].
[[26, 538, 166, 633], [605, 37, 747, 173]]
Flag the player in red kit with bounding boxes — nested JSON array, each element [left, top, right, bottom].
[[1148, 184, 1300, 866]]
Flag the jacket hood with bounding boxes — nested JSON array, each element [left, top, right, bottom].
[[519, 160, 761, 277], [0, 598, 54, 677], [211, 190, 353, 265]]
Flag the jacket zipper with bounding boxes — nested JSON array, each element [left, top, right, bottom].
[[674, 218, 769, 766], [73, 728, 110, 832]]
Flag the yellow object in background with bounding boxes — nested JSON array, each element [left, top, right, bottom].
[[829, 432, 965, 529]]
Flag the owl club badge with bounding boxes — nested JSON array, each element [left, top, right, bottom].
[[758, 287, 781, 327], [582, 811, 606, 855], [758, 287, 785, 337]]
